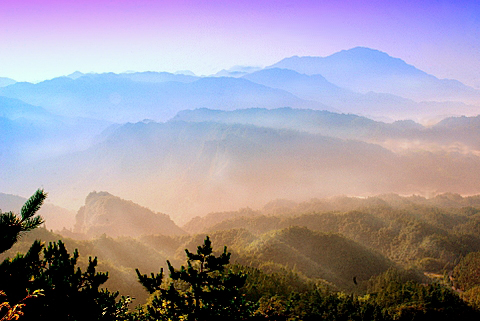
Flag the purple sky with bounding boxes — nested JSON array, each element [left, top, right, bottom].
[[1, 0, 480, 87]]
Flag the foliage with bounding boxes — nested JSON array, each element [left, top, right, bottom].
[[364, 268, 477, 320], [0, 240, 123, 321], [0, 189, 46, 320], [185, 198, 480, 275], [136, 236, 254, 321], [250, 276, 478, 321], [231, 264, 314, 302], [461, 286, 480, 310], [3, 192, 480, 320], [0, 290, 42, 321], [0, 189, 46, 254], [452, 251, 480, 291], [371, 281, 475, 320]]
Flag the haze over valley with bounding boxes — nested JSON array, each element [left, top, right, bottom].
[[2, 47, 480, 226]]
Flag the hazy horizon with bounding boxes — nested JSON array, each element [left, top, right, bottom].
[[1, 0, 480, 88]]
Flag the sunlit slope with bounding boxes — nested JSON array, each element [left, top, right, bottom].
[[247, 227, 392, 289], [0, 227, 169, 304], [0, 222, 392, 299], [180, 227, 393, 290], [183, 194, 480, 271]]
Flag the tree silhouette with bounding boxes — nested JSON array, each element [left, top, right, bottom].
[[0, 239, 121, 321], [0, 189, 47, 320], [136, 236, 254, 321], [0, 189, 46, 253]]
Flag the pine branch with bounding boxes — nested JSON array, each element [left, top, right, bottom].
[[20, 189, 47, 221], [136, 268, 164, 294], [0, 189, 47, 253], [22, 215, 45, 232]]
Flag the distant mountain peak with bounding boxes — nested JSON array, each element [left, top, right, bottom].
[[0, 77, 17, 87], [342, 46, 386, 54], [85, 190, 112, 203], [175, 70, 196, 76], [282, 47, 399, 61], [332, 47, 415, 68], [66, 71, 85, 80], [227, 65, 262, 73], [211, 65, 262, 78], [269, 47, 480, 104]]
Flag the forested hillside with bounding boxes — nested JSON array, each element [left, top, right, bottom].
[[3, 191, 480, 320], [185, 193, 480, 271]]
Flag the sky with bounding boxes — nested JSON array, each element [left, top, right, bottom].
[[1, 0, 480, 87]]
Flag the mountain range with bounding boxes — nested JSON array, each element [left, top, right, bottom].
[[4, 109, 480, 223], [5, 47, 480, 318], [0, 73, 325, 123], [0, 96, 111, 166], [242, 67, 478, 121], [1, 47, 479, 124], [173, 108, 480, 153], [2, 46, 480, 224], [269, 47, 480, 104]]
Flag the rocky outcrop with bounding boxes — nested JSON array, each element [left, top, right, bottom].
[[74, 191, 186, 238]]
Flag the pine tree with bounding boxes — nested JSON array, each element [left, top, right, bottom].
[[0, 190, 126, 320], [136, 236, 254, 321], [0, 240, 120, 321], [0, 189, 46, 254], [0, 189, 47, 320]]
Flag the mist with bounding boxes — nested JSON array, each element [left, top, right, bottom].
[[3, 48, 480, 227]]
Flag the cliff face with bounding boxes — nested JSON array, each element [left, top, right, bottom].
[[74, 191, 186, 238]]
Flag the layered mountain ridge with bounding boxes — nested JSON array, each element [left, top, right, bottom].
[[4, 110, 480, 223], [2, 46, 480, 224]]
